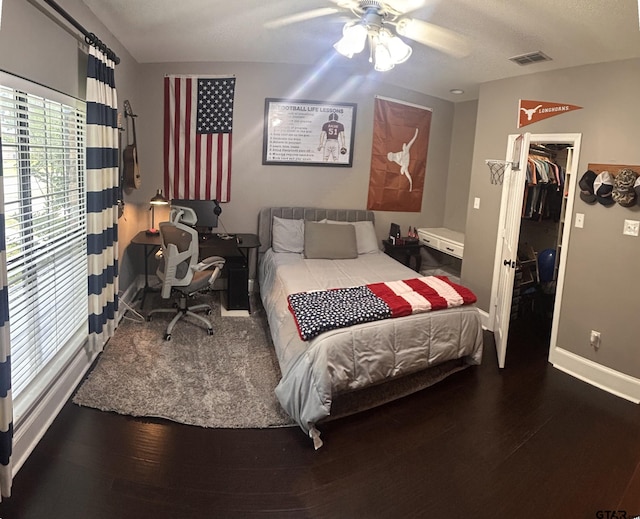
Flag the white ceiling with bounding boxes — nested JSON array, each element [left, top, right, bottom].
[[79, 0, 640, 101]]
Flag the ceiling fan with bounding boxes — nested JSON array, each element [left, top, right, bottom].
[[265, 0, 469, 71]]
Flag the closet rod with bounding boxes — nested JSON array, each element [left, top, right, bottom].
[[529, 145, 555, 159], [42, 0, 120, 64]]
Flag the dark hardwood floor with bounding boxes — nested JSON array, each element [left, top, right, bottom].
[[2, 319, 640, 518]]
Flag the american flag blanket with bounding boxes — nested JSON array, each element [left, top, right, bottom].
[[287, 276, 477, 341]]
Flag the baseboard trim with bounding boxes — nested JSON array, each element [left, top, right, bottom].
[[550, 347, 640, 404], [478, 308, 491, 330]]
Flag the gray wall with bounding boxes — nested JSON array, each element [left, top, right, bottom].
[[132, 62, 458, 245], [2, 0, 473, 299], [463, 58, 640, 379], [444, 100, 477, 232], [1, 0, 143, 290], [4, 0, 637, 395]]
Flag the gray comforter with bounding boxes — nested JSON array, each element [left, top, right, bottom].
[[259, 249, 483, 446]]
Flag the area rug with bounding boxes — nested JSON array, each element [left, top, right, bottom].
[[74, 291, 472, 429], [73, 292, 295, 428]]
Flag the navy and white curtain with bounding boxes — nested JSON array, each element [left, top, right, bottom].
[[0, 140, 13, 499], [86, 46, 119, 351]]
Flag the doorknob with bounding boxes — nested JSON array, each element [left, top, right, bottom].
[[503, 259, 515, 268]]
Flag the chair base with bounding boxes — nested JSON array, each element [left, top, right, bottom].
[[147, 295, 214, 341]]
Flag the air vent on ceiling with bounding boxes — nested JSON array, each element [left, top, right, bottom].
[[509, 51, 552, 66]]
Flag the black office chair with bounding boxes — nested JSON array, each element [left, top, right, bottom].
[[147, 207, 225, 340]]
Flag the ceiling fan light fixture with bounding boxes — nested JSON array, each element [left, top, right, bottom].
[[387, 34, 412, 64], [332, 2, 423, 71], [333, 22, 367, 58], [373, 34, 395, 71]]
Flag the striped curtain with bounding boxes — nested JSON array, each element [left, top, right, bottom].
[[86, 46, 119, 351], [0, 139, 14, 499]]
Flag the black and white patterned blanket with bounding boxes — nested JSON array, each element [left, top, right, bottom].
[[287, 286, 391, 341]]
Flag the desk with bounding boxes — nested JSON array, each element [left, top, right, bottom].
[[131, 230, 260, 311], [416, 227, 464, 281], [416, 227, 464, 259], [201, 233, 260, 311], [131, 231, 163, 309]]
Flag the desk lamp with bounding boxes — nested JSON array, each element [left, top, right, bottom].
[[147, 189, 169, 235]]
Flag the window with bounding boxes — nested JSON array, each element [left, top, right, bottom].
[[0, 73, 87, 421]]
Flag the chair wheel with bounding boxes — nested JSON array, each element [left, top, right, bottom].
[[147, 316, 152, 322], [164, 333, 171, 341], [206, 309, 212, 315], [207, 328, 214, 336]]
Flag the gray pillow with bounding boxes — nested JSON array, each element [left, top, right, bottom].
[[272, 216, 304, 253], [304, 221, 358, 259]]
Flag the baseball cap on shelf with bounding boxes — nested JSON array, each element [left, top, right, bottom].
[[593, 171, 615, 206], [578, 170, 597, 204], [612, 168, 638, 207], [635, 175, 640, 206]]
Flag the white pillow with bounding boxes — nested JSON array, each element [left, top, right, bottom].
[[272, 216, 304, 253], [322, 219, 379, 254]]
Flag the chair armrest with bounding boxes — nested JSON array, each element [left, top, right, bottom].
[[195, 256, 226, 271]]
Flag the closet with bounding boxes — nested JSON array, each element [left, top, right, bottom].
[[511, 144, 571, 332]]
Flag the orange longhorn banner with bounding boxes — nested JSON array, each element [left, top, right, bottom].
[[367, 97, 432, 212], [518, 99, 582, 128]]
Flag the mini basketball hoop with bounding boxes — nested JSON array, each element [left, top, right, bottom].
[[485, 159, 510, 185]]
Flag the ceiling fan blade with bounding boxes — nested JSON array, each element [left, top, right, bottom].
[[328, 0, 361, 9], [383, 0, 428, 16], [264, 7, 340, 29], [396, 18, 470, 58]]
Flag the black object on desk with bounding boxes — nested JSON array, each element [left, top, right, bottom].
[[132, 230, 260, 312], [382, 239, 422, 272]]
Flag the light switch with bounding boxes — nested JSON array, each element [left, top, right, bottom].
[[575, 213, 584, 228], [473, 197, 480, 209]]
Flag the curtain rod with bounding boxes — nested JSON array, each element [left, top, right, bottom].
[[42, 0, 120, 64]]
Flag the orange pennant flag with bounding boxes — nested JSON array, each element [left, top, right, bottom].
[[518, 99, 582, 128]]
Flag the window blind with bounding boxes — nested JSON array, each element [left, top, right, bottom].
[[0, 76, 87, 419]]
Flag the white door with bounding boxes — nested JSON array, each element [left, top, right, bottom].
[[489, 133, 530, 368], [489, 132, 582, 368]]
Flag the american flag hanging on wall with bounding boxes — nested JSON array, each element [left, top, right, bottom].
[[164, 75, 235, 201]]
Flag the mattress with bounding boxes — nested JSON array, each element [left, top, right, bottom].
[[259, 248, 483, 446]]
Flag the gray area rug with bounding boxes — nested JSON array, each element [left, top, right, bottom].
[[73, 292, 295, 428], [74, 291, 470, 429]]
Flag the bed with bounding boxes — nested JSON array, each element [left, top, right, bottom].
[[257, 207, 483, 448]]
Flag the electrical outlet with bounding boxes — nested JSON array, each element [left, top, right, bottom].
[[623, 219, 639, 237], [590, 330, 601, 350]]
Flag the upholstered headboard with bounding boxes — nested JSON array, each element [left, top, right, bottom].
[[257, 207, 375, 254]]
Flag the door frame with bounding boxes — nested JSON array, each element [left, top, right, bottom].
[[489, 132, 582, 368]]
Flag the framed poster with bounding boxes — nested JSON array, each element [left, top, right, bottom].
[[263, 98, 356, 167]]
